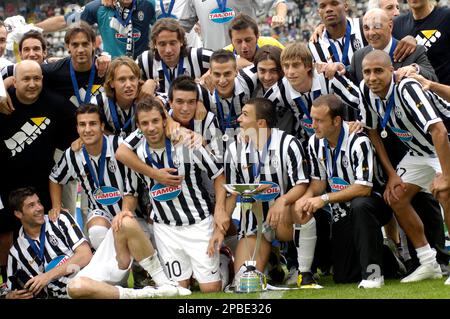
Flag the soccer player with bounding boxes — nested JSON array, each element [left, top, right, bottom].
[[223, 97, 310, 286], [264, 42, 360, 141], [136, 18, 213, 95], [49, 104, 139, 251], [96, 56, 140, 138], [40, 22, 105, 109], [296, 94, 393, 288], [121, 96, 227, 292], [203, 49, 255, 136], [5, 187, 92, 299], [1, 31, 48, 81], [360, 50, 450, 284]]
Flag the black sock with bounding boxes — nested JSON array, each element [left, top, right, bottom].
[[1, 265, 7, 284]]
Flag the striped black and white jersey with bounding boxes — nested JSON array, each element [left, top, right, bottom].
[[224, 128, 309, 234], [202, 74, 255, 133], [136, 47, 213, 94], [167, 109, 223, 160], [49, 135, 138, 217], [264, 70, 361, 143], [7, 212, 86, 298], [94, 93, 137, 138], [359, 77, 450, 157], [309, 18, 367, 66], [308, 122, 378, 222], [1, 64, 14, 80], [126, 132, 224, 226]]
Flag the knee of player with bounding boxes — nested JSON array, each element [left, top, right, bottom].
[[118, 215, 140, 235], [199, 280, 222, 293], [88, 225, 109, 250], [67, 277, 90, 299]]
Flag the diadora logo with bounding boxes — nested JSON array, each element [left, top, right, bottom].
[[4, 117, 51, 157]]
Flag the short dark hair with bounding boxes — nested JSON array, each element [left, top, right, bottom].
[[75, 103, 104, 123], [9, 187, 37, 212], [228, 13, 259, 39], [168, 75, 199, 102], [210, 49, 236, 67], [64, 21, 96, 45], [19, 30, 47, 52], [246, 97, 277, 128], [312, 94, 344, 119], [254, 45, 283, 76], [135, 96, 166, 123]]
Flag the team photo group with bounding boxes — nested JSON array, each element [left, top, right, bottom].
[[0, 0, 449, 299]]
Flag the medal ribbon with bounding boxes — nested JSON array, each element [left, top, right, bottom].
[[323, 126, 345, 178], [69, 58, 96, 105], [145, 138, 174, 169], [161, 57, 184, 86], [82, 136, 107, 188], [25, 223, 46, 263], [326, 20, 351, 66], [108, 98, 135, 136]]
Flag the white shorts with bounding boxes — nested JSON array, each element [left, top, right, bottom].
[[154, 216, 220, 284], [74, 228, 131, 286], [396, 153, 442, 192], [86, 209, 114, 225]]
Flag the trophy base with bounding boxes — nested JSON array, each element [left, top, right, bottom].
[[234, 262, 267, 293]]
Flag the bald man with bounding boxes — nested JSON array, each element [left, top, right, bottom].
[[0, 60, 77, 284], [359, 50, 450, 284]]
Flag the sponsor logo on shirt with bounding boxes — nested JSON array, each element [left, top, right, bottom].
[[4, 117, 51, 157], [416, 30, 442, 50]]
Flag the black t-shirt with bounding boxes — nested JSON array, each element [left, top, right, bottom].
[[0, 88, 77, 208], [41, 56, 104, 107], [393, 6, 450, 85]]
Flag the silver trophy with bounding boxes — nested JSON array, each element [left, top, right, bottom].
[[223, 183, 270, 293]]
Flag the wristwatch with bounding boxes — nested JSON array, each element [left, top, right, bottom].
[[320, 193, 330, 205]]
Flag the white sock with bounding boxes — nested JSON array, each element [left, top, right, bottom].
[[88, 225, 109, 250], [416, 244, 436, 266], [139, 251, 171, 286], [294, 218, 317, 273]]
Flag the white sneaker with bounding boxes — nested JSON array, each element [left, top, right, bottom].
[[445, 276, 450, 285], [358, 276, 384, 289], [400, 262, 442, 283], [153, 282, 192, 297]]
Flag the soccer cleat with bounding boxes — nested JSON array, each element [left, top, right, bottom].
[[297, 271, 319, 288], [400, 262, 442, 283], [285, 267, 299, 286], [445, 276, 450, 285], [358, 276, 384, 289]]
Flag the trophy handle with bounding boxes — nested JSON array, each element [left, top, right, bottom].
[[252, 200, 264, 261]]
